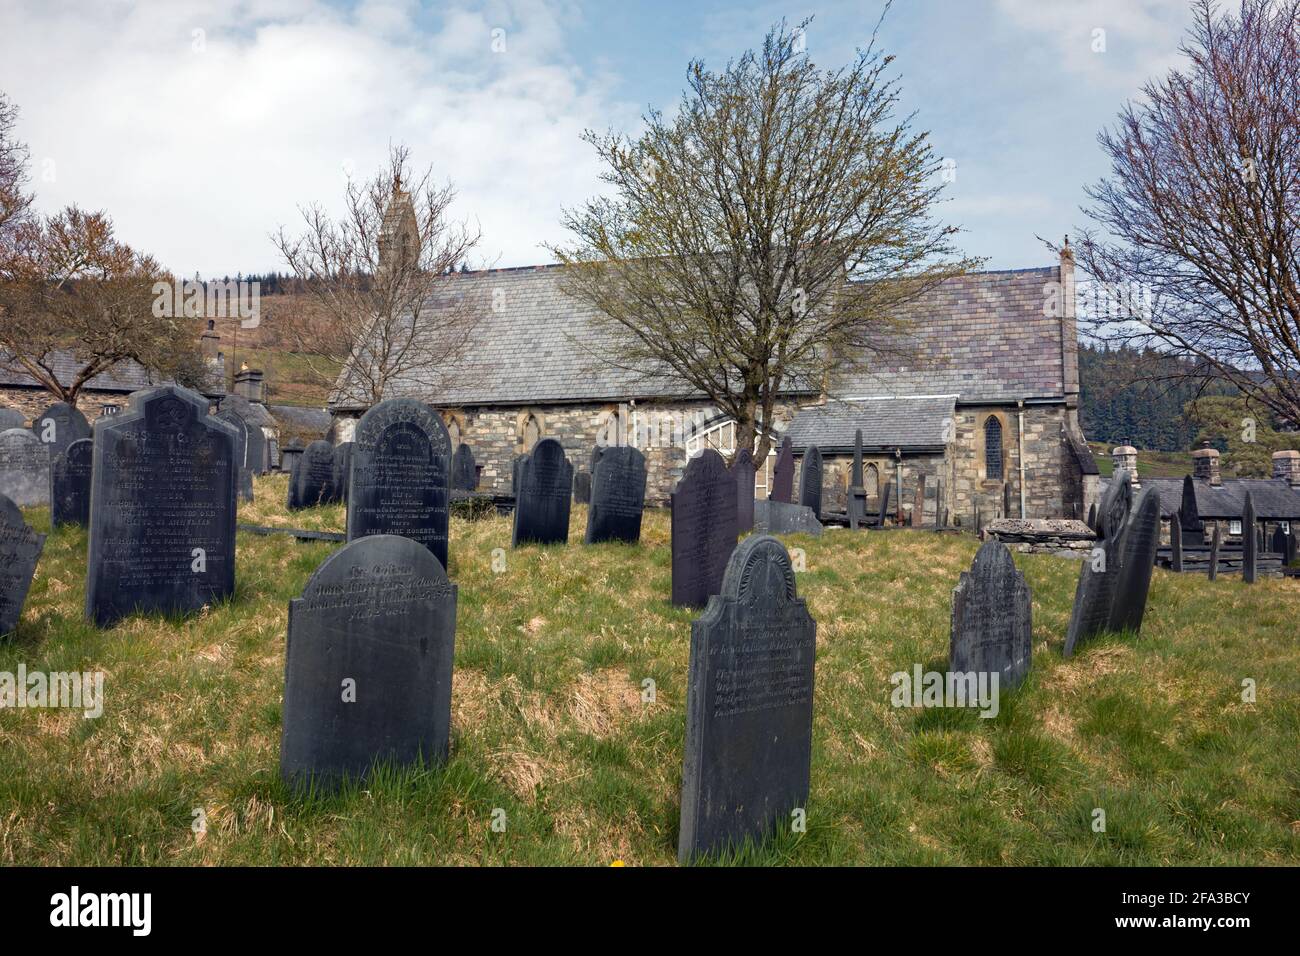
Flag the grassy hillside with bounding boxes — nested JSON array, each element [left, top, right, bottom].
[[1, 475, 1296, 865], [1090, 443, 1198, 479]]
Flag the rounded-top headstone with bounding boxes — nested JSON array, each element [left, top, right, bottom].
[[34, 401, 90, 460], [0, 408, 26, 431], [50, 437, 94, 527], [513, 438, 574, 547], [0, 428, 51, 507]]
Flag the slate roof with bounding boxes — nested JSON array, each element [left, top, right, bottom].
[[1109, 476, 1300, 520], [268, 404, 332, 443], [333, 263, 1068, 410], [784, 396, 956, 453], [0, 349, 225, 396]]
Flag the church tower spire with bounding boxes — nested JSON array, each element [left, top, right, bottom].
[[377, 173, 419, 275]]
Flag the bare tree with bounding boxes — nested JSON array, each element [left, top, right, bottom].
[[0, 206, 206, 403], [0, 91, 35, 286], [549, 15, 978, 461], [1066, 0, 1300, 430], [273, 145, 484, 407]]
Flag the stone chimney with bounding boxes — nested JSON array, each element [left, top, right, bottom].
[[1111, 445, 1138, 487], [200, 318, 221, 360], [1192, 442, 1222, 486], [1272, 449, 1300, 487], [233, 365, 265, 405]]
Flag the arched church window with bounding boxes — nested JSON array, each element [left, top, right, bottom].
[[865, 463, 879, 497], [447, 418, 461, 448], [522, 414, 541, 452], [984, 417, 1004, 480]]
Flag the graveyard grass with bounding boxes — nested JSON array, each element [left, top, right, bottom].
[[1, 473, 1297, 866]]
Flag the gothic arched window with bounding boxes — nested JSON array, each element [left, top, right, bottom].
[[521, 414, 541, 452], [984, 417, 1004, 480], [865, 463, 880, 497]]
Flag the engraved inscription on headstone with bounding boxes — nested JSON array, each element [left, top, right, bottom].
[[50, 438, 93, 527], [1063, 470, 1132, 658], [33, 401, 90, 462], [950, 539, 1032, 690], [0, 493, 45, 638], [730, 448, 756, 533], [347, 399, 451, 569], [288, 440, 338, 509], [678, 534, 816, 863], [770, 437, 794, 503], [585, 445, 646, 544], [85, 386, 237, 627], [513, 438, 573, 547], [451, 443, 477, 492], [671, 449, 738, 608], [798, 446, 823, 519], [280, 534, 457, 789], [0, 428, 51, 507]]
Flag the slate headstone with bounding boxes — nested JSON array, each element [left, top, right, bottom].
[[0, 408, 25, 431], [347, 398, 452, 569], [770, 437, 794, 503], [678, 534, 816, 863], [0, 493, 45, 638], [1286, 528, 1297, 566], [671, 449, 738, 608], [1063, 469, 1133, 658], [584, 445, 646, 544], [753, 499, 823, 537], [0, 428, 51, 507], [332, 441, 354, 503], [730, 448, 756, 533], [798, 446, 823, 519], [215, 407, 253, 503], [50, 438, 93, 528], [950, 539, 1032, 690], [33, 401, 90, 462], [288, 440, 338, 509], [451, 443, 477, 491], [1208, 523, 1221, 581], [280, 440, 304, 475], [878, 480, 892, 528], [847, 430, 866, 531], [85, 386, 237, 627], [512, 438, 573, 546], [1270, 525, 1287, 558], [1242, 493, 1257, 584], [1086, 502, 1098, 533], [572, 471, 591, 504], [1170, 511, 1184, 573], [1108, 486, 1161, 634], [280, 534, 457, 789]]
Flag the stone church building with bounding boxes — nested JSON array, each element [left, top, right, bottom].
[[330, 194, 1097, 526]]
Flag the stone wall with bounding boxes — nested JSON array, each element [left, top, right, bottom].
[[0, 387, 129, 425]]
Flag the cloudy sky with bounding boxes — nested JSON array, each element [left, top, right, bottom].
[[0, 0, 1197, 277]]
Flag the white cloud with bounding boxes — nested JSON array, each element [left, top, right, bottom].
[[0, 0, 633, 274]]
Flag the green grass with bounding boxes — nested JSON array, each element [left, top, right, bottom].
[[1, 472, 1296, 866], [1090, 443, 1198, 479]]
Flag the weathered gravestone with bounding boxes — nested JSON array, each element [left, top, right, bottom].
[[798, 446, 823, 519], [50, 438, 93, 527], [280, 440, 304, 474], [950, 539, 1032, 690], [0, 493, 45, 638], [1242, 493, 1257, 584], [678, 534, 816, 863], [770, 437, 794, 503], [572, 471, 591, 504], [1272, 525, 1289, 558], [1086, 502, 1098, 533], [1286, 528, 1298, 566], [0, 428, 51, 507], [0, 408, 26, 431], [729, 448, 756, 533], [1109, 486, 1161, 634], [848, 430, 866, 530], [1063, 469, 1132, 658], [85, 386, 237, 627], [753, 499, 823, 537], [280, 533, 456, 789], [332, 442, 354, 503], [1208, 524, 1221, 581], [1170, 511, 1184, 573], [511, 454, 527, 496], [215, 407, 254, 503], [512, 438, 573, 546], [451, 443, 477, 492], [585, 445, 646, 545], [671, 449, 738, 607], [33, 401, 90, 463], [347, 399, 451, 569], [288, 440, 338, 509]]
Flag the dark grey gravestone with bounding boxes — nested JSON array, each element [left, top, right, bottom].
[[0, 428, 51, 507], [950, 539, 1032, 690], [238, 467, 254, 504], [585, 445, 646, 544], [0, 493, 45, 638], [512, 438, 573, 546], [50, 438, 93, 527], [246, 425, 268, 475], [590, 445, 607, 476], [347, 398, 451, 570], [451, 443, 477, 491], [280, 533, 456, 789], [1208, 524, 1221, 581], [1242, 493, 1257, 585], [1286, 529, 1297, 566], [1171, 511, 1184, 572], [85, 386, 237, 627], [288, 440, 337, 509], [1086, 502, 1098, 533], [33, 401, 90, 462], [770, 437, 794, 503], [215, 408, 253, 503], [280, 440, 304, 474], [572, 471, 591, 504], [0, 408, 26, 430], [332, 442, 354, 503], [1271, 525, 1288, 557], [848, 430, 866, 531], [1063, 469, 1133, 658], [798, 446, 823, 519], [678, 534, 816, 864], [753, 499, 823, 537], [1108, 486, 1161, 634], [730, 448, 755, 533], [671, 449, 737, 608], [878, 481, 892, 527], [511, 454, 527, 495]]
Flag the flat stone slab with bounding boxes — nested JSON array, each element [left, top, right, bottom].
[[753, 499, 823, 537], [985, 518, 1095, 541]]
